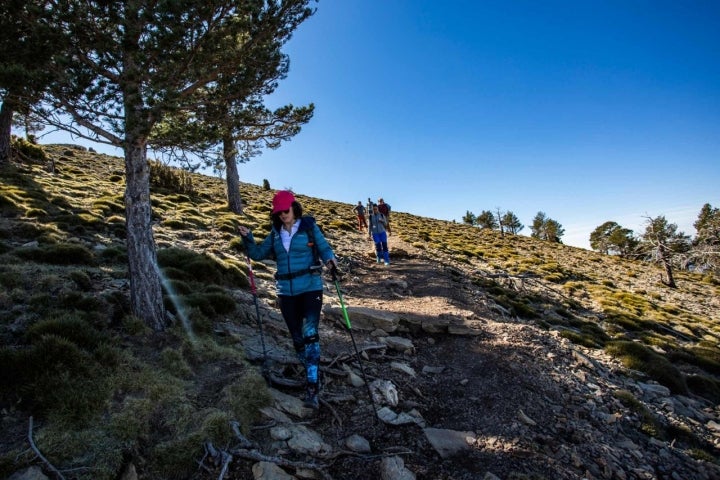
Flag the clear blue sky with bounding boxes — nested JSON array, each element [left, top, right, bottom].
[[41, 1, 720, 249]]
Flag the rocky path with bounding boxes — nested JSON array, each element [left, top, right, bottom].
[[229, 231, 720, 480]]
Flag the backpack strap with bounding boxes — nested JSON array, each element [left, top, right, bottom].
[[300, 216, 321, 265]]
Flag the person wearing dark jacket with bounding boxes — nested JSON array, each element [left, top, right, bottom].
[[238, 190, 337, 409]]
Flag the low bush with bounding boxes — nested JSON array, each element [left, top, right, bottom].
[[606, 341, 688, 395], [13, 242, 96, 265]]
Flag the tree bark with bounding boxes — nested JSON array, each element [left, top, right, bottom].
[[0, 94, 16, 164], [224, 134, 243, 214], [124, 138, 167, 330], [658, 244, 677, 288]]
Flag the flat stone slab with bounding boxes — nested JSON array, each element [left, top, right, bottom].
[[423, 428, 477, 459], [324, 305, 400, 332]]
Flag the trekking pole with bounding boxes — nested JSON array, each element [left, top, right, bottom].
[[330, 266, 379, 422], [245, 254, 269, 372]]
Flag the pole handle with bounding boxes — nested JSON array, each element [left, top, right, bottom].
[[245, 256, 257, 294]]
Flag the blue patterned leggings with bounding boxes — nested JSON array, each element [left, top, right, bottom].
[[278, 290, 323, 385]]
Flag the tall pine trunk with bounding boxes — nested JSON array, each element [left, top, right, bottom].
[[223, 134, 243, 214], [124, 137, 167, 330], [0, 94, 16, 164]]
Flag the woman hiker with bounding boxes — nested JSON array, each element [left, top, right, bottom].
[[368, 203, 390, 266], [238, 190, 338, 410]]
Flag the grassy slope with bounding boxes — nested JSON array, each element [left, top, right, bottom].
[[0, 144, 718, 478]]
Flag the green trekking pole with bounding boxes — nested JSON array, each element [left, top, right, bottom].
[[330, 266, 379, 422]]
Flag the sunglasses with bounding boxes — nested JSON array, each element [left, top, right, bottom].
[[277, 209, 290, 215]]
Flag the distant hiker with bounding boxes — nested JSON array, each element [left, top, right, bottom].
[[238, 190, 338, 410], [377, 198, 391, 235], [368, 203, 390, 265], [352, 201, 368, 231]]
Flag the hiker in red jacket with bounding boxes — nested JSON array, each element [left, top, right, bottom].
[[352, 201, 368, 231]]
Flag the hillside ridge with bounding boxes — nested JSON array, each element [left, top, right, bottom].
[[0, 144, 718, 480]]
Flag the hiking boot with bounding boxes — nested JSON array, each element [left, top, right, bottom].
[[384, 261, 390, 266], [376, 256, 381, 263], [303, 384, 319, 410]]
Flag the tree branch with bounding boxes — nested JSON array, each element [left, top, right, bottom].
[[28, 416, 66, 480], [229, 447, 330, 477]]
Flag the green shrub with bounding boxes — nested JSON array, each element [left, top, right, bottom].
[[121, 315, 150, 335], [12, 136, 48, 162], [149, 160, 195, 194], [202, 291, 236, 315], [604, 309, 642, 331], [158, 247, 247, 288], [14, 335, 113, 424], [228, 236, 244, 252], [110, 397, 154, 443], [160, 347, 193, 378], [188, 308, 213, 334], [0, 266, 23, 289], [32, 424, 124, 480], [614, 389, 663, 438], [158, 248, 222, 283], [26, 314, 102, 350], [166, 279, 193, 295], [161, 218, 188, 229], [149, 432, 204, 479], [558, 323, 608, 348], [69, 269, 93, 291], [160, 265, 193, 282], [181, 291, 235, 317], [686, 374, 720, 404], [58, 290, 107, 314], [327, 219, 356, 231], [221, 370, 272, 435], [668, 346, 720, 375], [26, 208, 48, 218], [98, 245, 127, 263], [201, 409, 235, 445], [13, 242, 96, 265], [606, 341, 688, 395], [91, 197, 124, 215], [543, 272, 565, 283], [215, 215, 239, 233]]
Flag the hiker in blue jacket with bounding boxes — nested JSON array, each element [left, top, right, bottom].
[[238, 190, 337, 410]]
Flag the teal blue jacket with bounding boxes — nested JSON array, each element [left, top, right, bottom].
[[242, 217, 335, 296]]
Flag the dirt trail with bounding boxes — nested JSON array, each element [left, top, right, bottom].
[[236, 229, 719, 480], [301, 231, 580, 479]]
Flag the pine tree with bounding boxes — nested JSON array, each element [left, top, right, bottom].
[[690, 203, 720, 274], [462, 210, 476, 226], [37, 0, 316, 330], [0, 0, 62, 162], [501, 211, 524, 234], [531, 212, 564, 243], [590, 221, 636, 256], [476, 210, 498, 230], [639, 215, 690, 288]]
